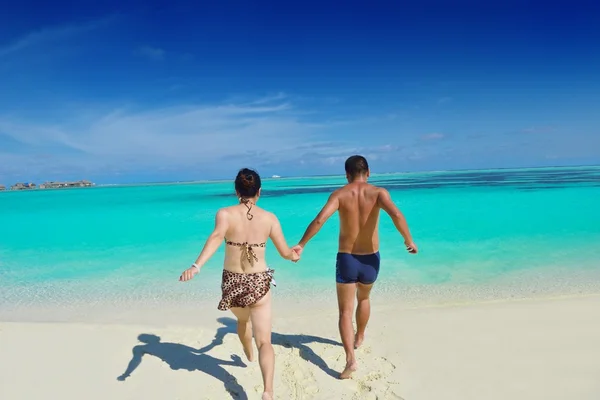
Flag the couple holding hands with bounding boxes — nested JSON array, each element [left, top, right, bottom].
[[179, 155, 417, 400]]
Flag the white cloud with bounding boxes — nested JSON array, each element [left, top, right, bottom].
[[136, 46, 166, 60], [421, 132, 445, 141], [0, 94, 456, 181], [0, 95, 346, 179], [0, 16, 115, 58], [521, 126, 556, 134]]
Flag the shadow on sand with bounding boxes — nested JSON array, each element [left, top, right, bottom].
[[117, 318, 341, 398], [199, 317, 341, 378], [117, 333, 248, 399]]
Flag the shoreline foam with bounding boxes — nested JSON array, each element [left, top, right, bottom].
[[2, 266, 600, 326]]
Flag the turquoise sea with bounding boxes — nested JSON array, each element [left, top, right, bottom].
[[1, 166, 600, 316]]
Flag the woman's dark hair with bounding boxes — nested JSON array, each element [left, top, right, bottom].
[[235, 168, 261, 198]]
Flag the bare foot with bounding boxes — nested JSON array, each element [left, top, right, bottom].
[[262, 391, 273, 400], [354, 333, 364, 349], [339, 361, 358, 379]]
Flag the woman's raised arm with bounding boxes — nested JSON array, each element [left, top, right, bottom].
[[179, 209, 229, 281]]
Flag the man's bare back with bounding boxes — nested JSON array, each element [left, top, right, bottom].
[[297, 180, 416, 255], [334, 182, 384, 254]]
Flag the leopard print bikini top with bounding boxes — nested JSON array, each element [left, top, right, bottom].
[[225, 197, 265, 265], [225, 239, 266, 265]]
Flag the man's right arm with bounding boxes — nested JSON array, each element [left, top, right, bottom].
[[377, 188, 417, 253], [297, 191, 340, 249]]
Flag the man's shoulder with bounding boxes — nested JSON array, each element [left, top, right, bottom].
[[329, 187, 345, 197], [366, 185, 389, 201], [356, 183, 387, 195], [371, 185, 388, 194], [336, 183, 384, 194]]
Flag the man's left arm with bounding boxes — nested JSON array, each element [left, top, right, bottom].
[[295, 191, 340, 251]]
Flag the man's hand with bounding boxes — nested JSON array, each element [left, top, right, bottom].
[[179, 266, 199, 281], [291, 248, 300, 262], [291, 244, 304, 262], [405, 241, 418, 254]]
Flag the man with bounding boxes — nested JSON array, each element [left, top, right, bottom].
[[292, 155, 417, 379]]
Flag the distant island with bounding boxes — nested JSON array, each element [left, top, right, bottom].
[[0, 180, 94, 191]]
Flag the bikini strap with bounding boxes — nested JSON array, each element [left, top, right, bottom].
[[239, 197, 254, 220], [224, 240, 266, 266], [225, 240, 266, 247]]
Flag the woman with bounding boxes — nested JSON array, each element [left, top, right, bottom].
[[179, 168, 299, 400]]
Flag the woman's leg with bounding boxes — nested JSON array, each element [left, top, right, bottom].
[[250, 291, 274, 400], [230, 307, 254, 362]]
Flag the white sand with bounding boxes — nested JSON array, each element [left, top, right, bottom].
[[1, 294, 599, 400]]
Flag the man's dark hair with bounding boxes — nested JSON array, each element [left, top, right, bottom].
[[344, 155, 369, 177]]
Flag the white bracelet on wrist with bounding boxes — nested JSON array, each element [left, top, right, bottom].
[[192, 263, 200, 271]]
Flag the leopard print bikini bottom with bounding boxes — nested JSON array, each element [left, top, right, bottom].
[[217, 269, 275, 311]]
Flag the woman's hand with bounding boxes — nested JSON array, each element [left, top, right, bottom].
[[179, 266, 199, 282], [290, 248, 300, 262], [405, 241, 418, 254], [290, 244, 303, 263]]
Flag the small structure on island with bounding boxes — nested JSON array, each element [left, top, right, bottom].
[[10, 180, 95, 190], [38, 180, 95, 189], [0, 185, 5, 191], [11, 182, 36, 190]]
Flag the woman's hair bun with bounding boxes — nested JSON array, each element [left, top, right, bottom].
[[235, 168, 261, 198], [240, 173, 254, 188]]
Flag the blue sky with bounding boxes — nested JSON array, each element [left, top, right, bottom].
[[1, 1, 599, 184]]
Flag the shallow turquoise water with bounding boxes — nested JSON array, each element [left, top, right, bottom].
[[1, 166, 599, 307]]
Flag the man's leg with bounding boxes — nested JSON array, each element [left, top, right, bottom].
[[337, 282, 358, 379], [354, 282, 373, 348]]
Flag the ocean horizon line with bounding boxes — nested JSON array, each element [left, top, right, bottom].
[[49, 162, 600, 188], [2, 163, 599, 191]]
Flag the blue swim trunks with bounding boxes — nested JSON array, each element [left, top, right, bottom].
[[335, 252, 381, 284]]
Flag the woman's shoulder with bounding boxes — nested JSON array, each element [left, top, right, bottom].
[[245, 205, 276, 222], [215, 204, 278, 222], [258, 208, 279, 223], [215, 205, 275, 220], [214, 206, 235, 218], [252, 204, 272, 215]]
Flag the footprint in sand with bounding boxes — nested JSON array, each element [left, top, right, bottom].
[[362, 356, 396, 380], [279, 348, 320, 399], [351, 357, 403, 399]]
